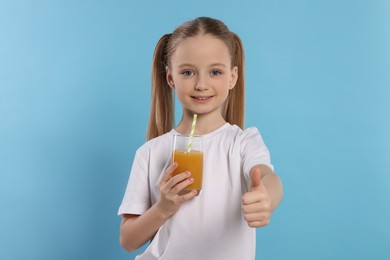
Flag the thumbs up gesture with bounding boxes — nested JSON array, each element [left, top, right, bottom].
[[241, 165, 272, 228]]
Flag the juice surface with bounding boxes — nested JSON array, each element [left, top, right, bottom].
[[172, 150, 203, 190]]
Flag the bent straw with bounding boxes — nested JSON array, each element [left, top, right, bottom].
[[187, 114, 198, 153]]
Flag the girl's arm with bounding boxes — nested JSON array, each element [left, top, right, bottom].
[[119, 163, 197, 252], [119, 206, 168, 252]]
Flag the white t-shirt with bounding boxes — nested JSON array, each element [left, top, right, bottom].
[[118, 123, 273, 260]]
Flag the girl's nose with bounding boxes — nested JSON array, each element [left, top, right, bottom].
[[194, 76, 209, 91]]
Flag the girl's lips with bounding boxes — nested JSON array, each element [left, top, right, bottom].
[[191, 96, 213, 101], [191, 96, 213, 104]]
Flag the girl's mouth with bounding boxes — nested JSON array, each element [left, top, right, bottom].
[[191, 96, 213, 101]]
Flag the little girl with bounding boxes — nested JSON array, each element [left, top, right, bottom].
[[118, 17, 283, 260]]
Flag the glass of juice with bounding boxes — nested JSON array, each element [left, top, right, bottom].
[[172, 134, 203, 195]]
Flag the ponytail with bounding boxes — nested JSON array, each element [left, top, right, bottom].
[[146, 34, 174, 140], [224, 32, 245, 129]]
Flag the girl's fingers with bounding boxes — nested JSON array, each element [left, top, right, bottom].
[[244, 212, 266, 222], [166, 171, 191, 190], [170, 176, 194, 194], [242, 192, 263, 205], [247, 220, 269, 228], [157, 165, 197, 217], [179, 189, 198, 201], [242, 201, 271, 214], [160, 163, 178, 184], [242, 202, 261, 214]]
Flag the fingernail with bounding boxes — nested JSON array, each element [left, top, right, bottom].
[[189, 178, 194, 183], [186, 171, 191, 176]]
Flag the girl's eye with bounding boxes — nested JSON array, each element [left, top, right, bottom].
[[210, 70, 222, 76], [181, 70, 194, 77]]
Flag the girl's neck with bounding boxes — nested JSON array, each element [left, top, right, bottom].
[[175, 113, 227, 135]]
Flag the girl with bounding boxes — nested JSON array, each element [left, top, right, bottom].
[[118, 17, 283, 259]]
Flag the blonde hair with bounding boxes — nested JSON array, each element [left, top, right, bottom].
[[147, 17, 245, 140]]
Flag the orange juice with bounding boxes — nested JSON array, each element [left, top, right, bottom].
[[172, 150, 203, 192]]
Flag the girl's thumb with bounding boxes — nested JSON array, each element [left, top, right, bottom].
[[250, 166, 262, 190]]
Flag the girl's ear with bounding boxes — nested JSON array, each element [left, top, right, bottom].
[[229, 66, 238, 90], [166, 66, 174, 88]]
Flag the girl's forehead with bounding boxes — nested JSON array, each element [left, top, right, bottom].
[[171, 35, 231, 65], [175, 34, 228, 49]]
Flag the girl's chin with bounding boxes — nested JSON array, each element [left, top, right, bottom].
[[183, 108, 223, 118]]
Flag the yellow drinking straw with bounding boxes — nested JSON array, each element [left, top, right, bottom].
[[187, 114, 198, 153]]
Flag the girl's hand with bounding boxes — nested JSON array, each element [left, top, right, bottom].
[[241, 166, 272, 228], [156, 163, 197, 218]]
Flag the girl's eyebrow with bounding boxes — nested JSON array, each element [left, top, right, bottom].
[[177, 63, 195, 68], [209, 63, 227, 68], [177, 63, 227, 68], [209, 62, 227, 68]]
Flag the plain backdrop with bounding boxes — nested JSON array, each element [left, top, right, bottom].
[[1, 0, 389, 259]]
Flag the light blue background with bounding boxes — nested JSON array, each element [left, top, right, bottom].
[[1, 0, 389, 259]]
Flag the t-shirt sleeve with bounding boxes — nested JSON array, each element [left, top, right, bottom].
[[240, 127, 274, 185], [118, 145, 151, 216]]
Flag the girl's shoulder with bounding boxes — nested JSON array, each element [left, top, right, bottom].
[[204, 123, 265, 147], [135, 131, 174, 155], [222, 123, 262, 140]]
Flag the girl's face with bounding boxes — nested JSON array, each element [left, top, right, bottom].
[[166, 34, 238, 121]]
